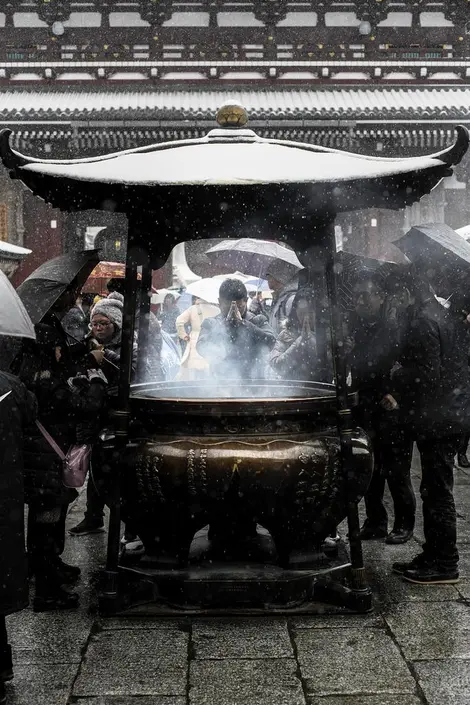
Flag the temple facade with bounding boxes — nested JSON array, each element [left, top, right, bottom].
[[0, 1, 469, 281]]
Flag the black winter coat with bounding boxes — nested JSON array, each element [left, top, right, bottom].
[[392, 301, 470, 436], [197, 311, 275, 380], [18, 316, 107, 508], [349, 315, 399, 411], [0, 372, 37, 615]]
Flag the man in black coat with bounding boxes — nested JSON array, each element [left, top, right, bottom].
[[389, 274, 470, 584], [197, 278, 275, 382], [349, 273, 416, 544], [0, 371, 37, 702]]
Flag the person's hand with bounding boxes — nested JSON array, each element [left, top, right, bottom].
[[89, 348, 104, 366], [380, 394, 399, 411], [226, 301, 243, 326]]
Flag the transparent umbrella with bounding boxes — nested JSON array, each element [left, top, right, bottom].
[[0, 270, 35, 340], [205, 238, 303, 278]]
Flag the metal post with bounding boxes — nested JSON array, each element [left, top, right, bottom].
[[101, 217, 140, 614], [136, 252, 152, 382], [324, 233, 370, 599]]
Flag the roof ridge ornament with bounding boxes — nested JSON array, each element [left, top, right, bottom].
[[216, 103, 249, 128]]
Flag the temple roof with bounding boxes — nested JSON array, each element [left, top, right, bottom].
[[2, 86, 470, 122]]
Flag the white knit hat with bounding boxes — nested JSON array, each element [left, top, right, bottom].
[[91, 291, 124, 331]]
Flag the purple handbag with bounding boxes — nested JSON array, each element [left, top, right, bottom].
[[36, 421, 91, 489]]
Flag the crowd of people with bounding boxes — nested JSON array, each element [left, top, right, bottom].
[[1, 252, 469, 703]]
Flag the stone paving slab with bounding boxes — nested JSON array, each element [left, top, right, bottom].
[[6, 610, 93, 665], [192, 618, 292, 660], [290, 615, 384, 630], [414, 659, 470, 705], [82, 629, 188, 664], [456, 579, 470, 601], [5, 664, 78, 705], [384, 602, 470, 660], [72, 629, 188, 697], [307, 696, 423, 705], [294, 627, 415, 696], [73, 664, 187, 698], [72, 698, 187, 705], [98, 618, 189, 631], [189, 658, 304, 705]]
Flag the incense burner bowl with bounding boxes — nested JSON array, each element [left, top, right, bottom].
[[116, 380, 372, 566]]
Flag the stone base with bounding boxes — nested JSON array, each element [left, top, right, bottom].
[[99, 526, 372, 616]]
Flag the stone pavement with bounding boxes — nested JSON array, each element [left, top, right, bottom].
[[5, 455, 470, 705]]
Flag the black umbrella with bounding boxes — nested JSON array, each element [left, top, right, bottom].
[[335, 251, 400, 311], [394, 223, 470, 291], [16, 250, 100, 323]]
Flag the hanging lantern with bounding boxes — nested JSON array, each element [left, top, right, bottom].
[[254, 0, 289, 26], [138, 0, 173, 26], [37, 0, 71, 24]]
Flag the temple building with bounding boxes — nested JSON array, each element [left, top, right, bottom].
[[0, 1, 469, 282]]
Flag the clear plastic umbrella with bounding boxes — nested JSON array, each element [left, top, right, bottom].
[[0, 270, 35, 340], [205, 238, 303, 278]]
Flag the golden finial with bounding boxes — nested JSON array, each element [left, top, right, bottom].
[[216, 103, 249, 128]]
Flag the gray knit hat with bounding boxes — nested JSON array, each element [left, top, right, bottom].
[[91, 291, 124, 331]]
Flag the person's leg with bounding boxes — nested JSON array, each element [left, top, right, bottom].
[[32, 512, 79, 611], [361, 436, 388, 538], [69, 472, 105, 535], [401, 436, 459, 584], [383, 428, 416, 543]]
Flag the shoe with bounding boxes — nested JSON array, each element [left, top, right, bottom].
[[0, 679, 5, 705], [0, 645, 13, 682], [121, 531, 137, 546], [457, 453, 470, 468], [33, 587, 80, 612], [69, 518, 105, 536], [385, 528, 413, 545], [392, 554, 431, 576], [56, 558, 81, 584], [359, 522, 387, 541], [402, 566, 459, 585], [123, 538, 144, 553]]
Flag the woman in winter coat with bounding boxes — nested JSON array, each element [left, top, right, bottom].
[[18, 302, 108, 612], [269, 289, 317, 381], [0, 371, 37, 703], [69, 292, 139, 540], [175, 297, 220, 381]]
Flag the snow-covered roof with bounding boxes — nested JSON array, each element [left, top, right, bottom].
[[1, 87, 470, 121], [0, 240, 32, 259], [0, 113, 468, 220]]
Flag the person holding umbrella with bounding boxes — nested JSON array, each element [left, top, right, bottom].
[[385, 269, 470, 584], [0, 272, 37, 705], [12, 251, 108, 610], [17, 285, 108, 610]]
